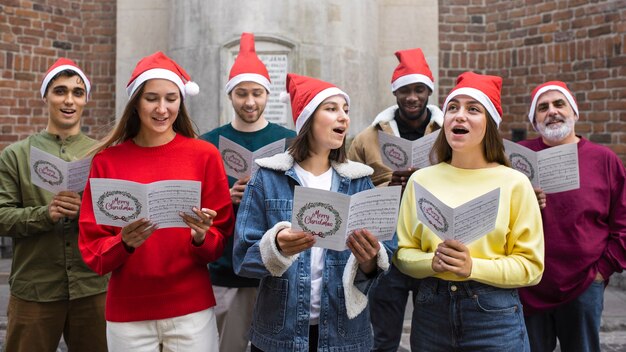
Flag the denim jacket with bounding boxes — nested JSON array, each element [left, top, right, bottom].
[[233, 152, 397, 352]]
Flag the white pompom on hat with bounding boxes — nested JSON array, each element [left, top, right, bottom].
[[390, 48, 434, 92], [527, 81, 579, 124], [126, 51, 199, 99], [443, 71, 503, 127], [41, 58, 91, 100], [225, 32, 271, 94], [284, 73, 350, 134]]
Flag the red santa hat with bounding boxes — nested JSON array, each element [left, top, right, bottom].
[[281, 73, 350, 134], [40, 58, 91, 100], [126, 51, 199, 99], [443, 71, 503, 127], [390, 48, 434, 92], [528, 81, 579, 124], [225, 33, 271, 94]]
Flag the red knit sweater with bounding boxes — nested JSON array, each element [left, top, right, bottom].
[[79, 134, 234, 322]]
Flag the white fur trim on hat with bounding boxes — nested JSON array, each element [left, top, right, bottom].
[[342, 244, 390, 319], [527, 85, 579, 124], [443, 87, 502, 127], [126, 68, 186, 99], [185, 81, 200, 96], [225, 73, 271, 94], [41, 65, 91, 100], [295, 87, 350, 134], [279, 91, 290, 103], [391, 73, 434, 92]]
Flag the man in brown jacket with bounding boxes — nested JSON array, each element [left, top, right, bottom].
[[347, 48, 441, 352]]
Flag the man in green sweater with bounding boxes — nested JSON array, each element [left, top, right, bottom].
[[200, 33, 295, 352], [0, 58, 108, 351]]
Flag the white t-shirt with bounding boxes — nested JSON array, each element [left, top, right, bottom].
[[293, 162, 332, 325]]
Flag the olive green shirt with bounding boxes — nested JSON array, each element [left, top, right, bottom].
[[0, 130, 108, 302]]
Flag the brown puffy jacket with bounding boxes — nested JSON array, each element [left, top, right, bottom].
[[347, 104, 442, 186]]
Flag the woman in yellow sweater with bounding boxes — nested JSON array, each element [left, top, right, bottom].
[[394, 71, 544, 352]]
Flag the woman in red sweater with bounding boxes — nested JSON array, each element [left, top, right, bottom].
[[78, 52, 234, 351]]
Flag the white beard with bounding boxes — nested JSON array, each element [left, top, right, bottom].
[[536, 115, 575, 143]]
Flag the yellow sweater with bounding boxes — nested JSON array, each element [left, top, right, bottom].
[[394, 162, 544, 288]]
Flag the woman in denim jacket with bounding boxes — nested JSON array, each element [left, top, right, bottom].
[[233, 73, 396, 352]]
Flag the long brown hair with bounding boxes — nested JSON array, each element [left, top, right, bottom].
[[90, 82, 197, 155], [429, 112, 510, 167], [288, 111, 348, 164]]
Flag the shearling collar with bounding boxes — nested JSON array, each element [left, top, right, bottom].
[[371, 104, 444, 128], [255, 152, 373, 180]]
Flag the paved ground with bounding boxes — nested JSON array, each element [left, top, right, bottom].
[[0, 257, 624, 351]]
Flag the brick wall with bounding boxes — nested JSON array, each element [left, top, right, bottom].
[[0, 0, 116, 151], [439, 0, 626, 164]]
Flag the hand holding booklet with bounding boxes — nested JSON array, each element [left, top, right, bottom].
[[29, 146, 92, 193], [89, 178, 201, 229], [503, 139, 579, 193], [378, 129, 440, 171], [290, 186, 401, 251], [414, 182, 500, 245], [219, 136, 286, 179]]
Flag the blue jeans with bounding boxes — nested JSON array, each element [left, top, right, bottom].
[[411, 277, 529, 352], [368, 264, 419, 352], [524, 280, 605, 352]]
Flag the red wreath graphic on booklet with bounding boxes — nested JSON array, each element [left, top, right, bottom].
[[296, 202, 342, 238], [509, 153, 535, 180], [382, 142, 409, 169], [221, 149, 248, 174], [417, 197, 449, 233], [33, 160, 64, 186], [96, 191, 142, 222]]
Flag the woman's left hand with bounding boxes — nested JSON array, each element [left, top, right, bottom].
[[347, 229, 380, 274], [433, 240, 472, 278], [179, 207, 217, 246]]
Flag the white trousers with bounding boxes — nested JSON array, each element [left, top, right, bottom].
[[106, 308, 218, 352]]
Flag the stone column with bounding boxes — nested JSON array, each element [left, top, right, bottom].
[[116, 0, 170, 118], [169, 0, 379, 134]]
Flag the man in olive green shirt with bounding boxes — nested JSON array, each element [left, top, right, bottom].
[[0, 58, 108, 351]]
